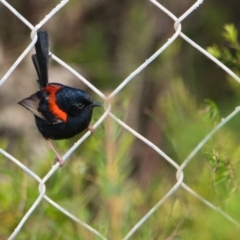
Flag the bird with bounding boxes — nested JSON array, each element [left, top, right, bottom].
[[18, 30, 101, 166]]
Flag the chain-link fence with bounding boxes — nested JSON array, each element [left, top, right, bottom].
[[1, 0, 240, 239]]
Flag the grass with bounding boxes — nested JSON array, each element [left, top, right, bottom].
[[1, 76, 240, 239]]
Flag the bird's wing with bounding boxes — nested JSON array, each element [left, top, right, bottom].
[[18, 90, 64, 125], [32, 31, 49, 89], [18, 92, 47, 121]]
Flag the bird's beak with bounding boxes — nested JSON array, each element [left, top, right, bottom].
[[91, 102, 102, 108]]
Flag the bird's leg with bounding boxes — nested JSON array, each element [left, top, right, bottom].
[[45, 139, 64, 167], [87, 126, 95, 134]]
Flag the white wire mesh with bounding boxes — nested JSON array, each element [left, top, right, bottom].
[[0, 0, 240, 239]]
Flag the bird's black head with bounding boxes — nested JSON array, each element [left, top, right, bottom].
[[55, 86, 101, 117]]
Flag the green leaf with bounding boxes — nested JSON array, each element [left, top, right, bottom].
[[222, 24, 238, 43], [207, 44, 221, 58]]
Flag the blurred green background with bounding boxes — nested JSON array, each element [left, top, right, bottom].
[[1, 0, 240, 239]]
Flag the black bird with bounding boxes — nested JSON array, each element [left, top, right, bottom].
[[19, 31, 101, 166]]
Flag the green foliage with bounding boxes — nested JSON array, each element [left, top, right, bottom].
[[156, 76, 240, 238], [2, 81, 240, 239], [207, 24, 240, 70]]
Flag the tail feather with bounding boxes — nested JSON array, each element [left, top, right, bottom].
[[32, 31, 49, 89]]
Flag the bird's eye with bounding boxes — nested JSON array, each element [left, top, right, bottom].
[[76, 103, 84, 109]]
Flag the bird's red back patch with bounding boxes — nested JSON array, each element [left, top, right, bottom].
[[45, 85, 67, 122]]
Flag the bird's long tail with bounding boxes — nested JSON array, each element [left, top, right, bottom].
[[32, 30, 49, 89]]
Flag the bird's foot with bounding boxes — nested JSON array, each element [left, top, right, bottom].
[[46, 139, 65, 167], [88, 126, 95, 134], [54, 156, 65, 167]]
